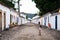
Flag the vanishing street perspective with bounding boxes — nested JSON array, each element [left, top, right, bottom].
[[0, 0, 60, 40]]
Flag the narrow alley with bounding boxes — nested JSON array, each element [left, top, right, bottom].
[[0, 0, 60, 40], [0, 23, 60, 40]]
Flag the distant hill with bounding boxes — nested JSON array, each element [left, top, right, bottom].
[[21, 13, 37, 19]]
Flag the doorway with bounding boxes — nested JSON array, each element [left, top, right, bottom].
[[44, 17, 47, 26], [55, 16, 57, 30], [0, 11, 2, 32], [4, 12, 6, 30]]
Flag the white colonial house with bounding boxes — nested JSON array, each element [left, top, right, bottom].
[[32, 15, 40, 24], [0, 3, 22, 32], [40, 9, 60, 30]]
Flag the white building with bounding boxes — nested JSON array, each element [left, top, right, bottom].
[[32, 15, 40, 24], [40, 10, 60, 30], [0, 2, 31, 32], [20, 16, 30, 24], [0, 3, 21, 32]]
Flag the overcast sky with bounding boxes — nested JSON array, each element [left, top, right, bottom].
[[20, 0, 39, 14]]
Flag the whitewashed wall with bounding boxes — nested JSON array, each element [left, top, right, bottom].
[[39, 13, 60, 30], [57, 14, 60, 30], [21, 18, 28, 24], [40, 17, 45, 25], [50, 16, 55, 29], [18, 17, 21, 25], [32, 19, 40, 24], [21, 18, 24, 24], [24, 19, 28, 24], [36, 19, 40, 24], [18, 17, 28, 25], [0, 4, 21, 31], [40, 13, 56, 29], [43, 14, 51, 27], [45, 16, 48, 26], [0, 4, 10, 30], [32, 20, 36, 24], [10, 10, 20, 25]]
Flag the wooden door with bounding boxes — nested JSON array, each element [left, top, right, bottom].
[[4, 13, 6, 30], [0, 12, 2, 32]]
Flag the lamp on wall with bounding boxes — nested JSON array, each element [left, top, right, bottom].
[[58, 9, 60, 13]]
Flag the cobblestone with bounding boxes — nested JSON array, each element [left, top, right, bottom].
[[0, 23, 60, 40]]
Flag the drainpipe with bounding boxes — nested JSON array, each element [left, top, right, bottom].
[[18, 0, 22, 24], [18, 0, 20, 16]]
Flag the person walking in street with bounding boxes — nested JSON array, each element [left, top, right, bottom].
[[38, 22, 42, 28], [38, 22, 41, 36], [38, 22, 40, 26]]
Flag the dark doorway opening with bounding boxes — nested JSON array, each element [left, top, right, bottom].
[[55, 16, 57, 30]]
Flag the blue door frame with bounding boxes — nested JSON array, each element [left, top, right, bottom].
[[44, 17, 47, 26], [55, 16, 57, 30]]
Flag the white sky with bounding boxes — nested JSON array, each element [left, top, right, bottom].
[[20, 0, 39, 14]]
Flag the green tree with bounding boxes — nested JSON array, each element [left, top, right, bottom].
[[26, 16, 28, 19], [0, 0, 14, 8], [32, 0, 60, 16]]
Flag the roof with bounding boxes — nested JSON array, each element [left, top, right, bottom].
[[41, 12, 51, 17], [51, 12, 60, 16], [51, 8, 60, 13], [0, 2, 10, 9], [32, 15, 40, 20], [20, 16, 26, 18]]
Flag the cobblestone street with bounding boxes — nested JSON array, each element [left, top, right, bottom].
[[0, 23, 60, 40]]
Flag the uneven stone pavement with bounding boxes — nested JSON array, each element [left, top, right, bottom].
[[0, 23, 60, 40]]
